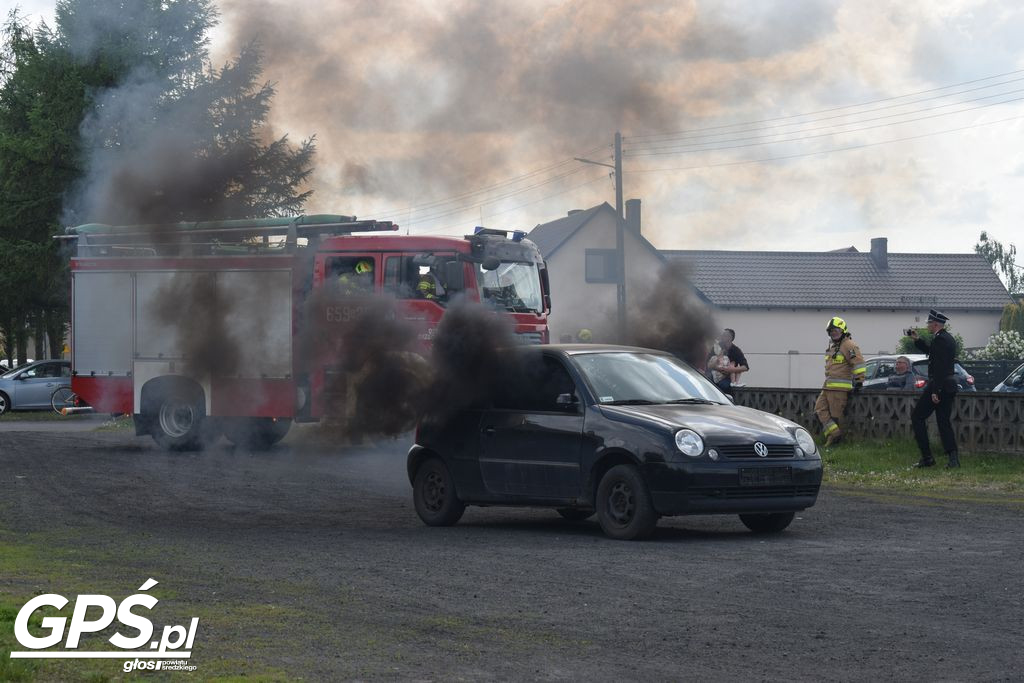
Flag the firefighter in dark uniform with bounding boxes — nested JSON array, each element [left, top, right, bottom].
[[908, 309, 960, 468]]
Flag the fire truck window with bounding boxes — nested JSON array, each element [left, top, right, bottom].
[[327, 257, 376, 295], [384, 254, 449, 305]]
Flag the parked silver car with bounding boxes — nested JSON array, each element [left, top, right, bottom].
[[0, 360, 72, 415], [992, 361, 1024, 393]]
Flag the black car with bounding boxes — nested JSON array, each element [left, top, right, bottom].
[[408, 345, 822, 540]]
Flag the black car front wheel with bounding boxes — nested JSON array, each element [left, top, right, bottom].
[[739, 512, 795, 534], [413, 458, 465, 527], [596, 465, 658, 540]]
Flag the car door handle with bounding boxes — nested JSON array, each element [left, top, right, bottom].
[[483, 426, 496, 436]]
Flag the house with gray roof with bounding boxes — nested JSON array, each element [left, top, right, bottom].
[[531, 199, 1012, 387], [664, 238, 1013, 387], [528, 200, 666, 343]]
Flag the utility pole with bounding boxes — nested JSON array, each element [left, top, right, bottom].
[[574, 130, 626, 341]]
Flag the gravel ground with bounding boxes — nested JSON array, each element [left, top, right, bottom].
[[2, 425, 1022, 681]]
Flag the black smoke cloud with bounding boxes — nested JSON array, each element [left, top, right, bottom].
[[218, 0, 841, 216], [626, 262, 717, 368]]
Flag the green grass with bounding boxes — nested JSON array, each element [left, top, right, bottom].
[[0, 410, 88, 421], [821, 438, 1024, 504]]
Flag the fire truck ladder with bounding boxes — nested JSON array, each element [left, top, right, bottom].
[[58, 214, 398, 256]]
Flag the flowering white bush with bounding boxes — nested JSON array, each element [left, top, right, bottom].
[[971, 330, 1024, 360]]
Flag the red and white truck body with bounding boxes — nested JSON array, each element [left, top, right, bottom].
[[65, 215, 550, 448]]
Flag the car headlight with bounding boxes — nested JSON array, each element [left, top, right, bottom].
[[675, 429, 704, 457], [794, 428, 816, 456]]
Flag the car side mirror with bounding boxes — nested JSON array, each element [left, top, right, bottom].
[[556, 393, 578, 409]]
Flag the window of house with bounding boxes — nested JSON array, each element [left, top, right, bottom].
[[585, 249, 618, 283]]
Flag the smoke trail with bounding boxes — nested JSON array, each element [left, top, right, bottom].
[[627, 262, 717, 368]]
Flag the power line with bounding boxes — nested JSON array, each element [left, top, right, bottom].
[[624, 77, 1024, 151], [623, 92, 1024, 157], [624, 67, 1024, 143], [398, 165, 593, 226], [628, 111, 1024, 174], [412, 172, 611, 235], [367, 144, 610, 218]]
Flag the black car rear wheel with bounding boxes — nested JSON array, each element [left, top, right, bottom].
[[596, 465, 658, 540], [413, 458, 465, 527], [739, 511, 795, 534], [556, 508, 594, 522]]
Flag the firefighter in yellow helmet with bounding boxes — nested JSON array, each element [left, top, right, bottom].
[[337, 259, 374, 295], [815, 316, 865, 446]]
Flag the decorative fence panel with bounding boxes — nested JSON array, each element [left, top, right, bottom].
[[733, 388, 1024, 455]]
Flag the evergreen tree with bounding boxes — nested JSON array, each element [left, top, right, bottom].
[[0, 1, 317, 361]]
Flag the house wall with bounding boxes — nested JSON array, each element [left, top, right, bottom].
[[545, 211, 664, 342], [716, 308, 1003, 388]]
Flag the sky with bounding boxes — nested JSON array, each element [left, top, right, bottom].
[[9, 0, 1024, 255]]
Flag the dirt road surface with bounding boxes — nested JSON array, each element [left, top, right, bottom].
[[2, 425, 1022, 680]]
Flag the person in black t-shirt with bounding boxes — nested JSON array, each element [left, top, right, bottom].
[[709, 328, 749, 395]]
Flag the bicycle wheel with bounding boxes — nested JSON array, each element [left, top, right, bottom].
[[51, 387, 77, 414]]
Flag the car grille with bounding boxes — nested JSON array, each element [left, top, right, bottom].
[[516, 332, 544, 345], [690, 484, 820, 499], [715, 443, 796, 459]]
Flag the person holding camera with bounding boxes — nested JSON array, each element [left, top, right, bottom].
[[907, 310, 960, 468]]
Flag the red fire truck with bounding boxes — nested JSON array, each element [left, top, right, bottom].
[[63, 215, 551, 449]]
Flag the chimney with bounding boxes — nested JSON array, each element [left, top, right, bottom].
[[567, 209, 583, 216], [870, 237, 888, 270], [625, 198, 641, 233]]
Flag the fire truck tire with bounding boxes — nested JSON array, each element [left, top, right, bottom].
[[223, 417, 292, 450], [413, 457, 465, 526], [150, 389, 206, 451]]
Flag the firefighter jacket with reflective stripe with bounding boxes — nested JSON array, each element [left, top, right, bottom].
[[823, 336, 865, 391]]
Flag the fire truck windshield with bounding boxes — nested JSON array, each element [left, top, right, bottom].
[[478, 261, 543, 313]]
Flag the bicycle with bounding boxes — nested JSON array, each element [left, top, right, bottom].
[[51, 386, 84, 415]]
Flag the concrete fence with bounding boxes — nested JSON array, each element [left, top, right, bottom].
[[732, 388, 1024, 455]]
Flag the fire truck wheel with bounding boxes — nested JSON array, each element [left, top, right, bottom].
[[223, 417, 292, 450], [151, 390, 206, 451], [413, 457, 465, 526]]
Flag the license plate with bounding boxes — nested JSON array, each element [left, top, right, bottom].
[[739, 467, 793, 486]]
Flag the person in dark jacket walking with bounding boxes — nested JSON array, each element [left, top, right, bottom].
[[908, 310, 960, 468]]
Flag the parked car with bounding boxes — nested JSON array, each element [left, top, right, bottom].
[[862, 354, 976, 392], [408, 345, 822, 540], [0, 360, 71, 415], [992, 361, 1024, 393]]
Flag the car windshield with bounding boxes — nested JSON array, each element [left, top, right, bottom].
[[478, 262, 543, 313], [572, 352, 729, 405]]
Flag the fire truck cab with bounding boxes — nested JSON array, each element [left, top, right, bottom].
[[64, 215, 550, 450]]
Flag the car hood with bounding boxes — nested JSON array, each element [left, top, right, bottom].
[[598, 403, 798, 443]]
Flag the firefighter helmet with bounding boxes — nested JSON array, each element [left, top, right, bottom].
[[354, 259, 373, 275], [826, 316, 848, 333]]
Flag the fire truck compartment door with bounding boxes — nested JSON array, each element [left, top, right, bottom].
[[135, 269, 292, 379], [73, 271, 134, 376]]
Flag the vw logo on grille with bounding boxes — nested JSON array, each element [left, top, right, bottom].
[[753, 442, 769, 458]]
